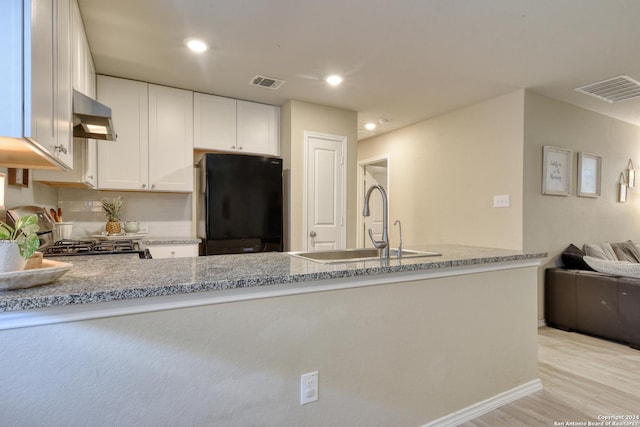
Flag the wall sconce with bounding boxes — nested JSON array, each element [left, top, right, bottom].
[[619, 173, 628, 203], [627, 159, 636, 188]]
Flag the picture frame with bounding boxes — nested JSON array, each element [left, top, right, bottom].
[[542, 146, 572, 196], [577, 152, 602, 197], [7, 168, 29, 188], [619, 173, 628, 203]]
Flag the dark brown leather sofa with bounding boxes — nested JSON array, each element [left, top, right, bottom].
[[545, 268, 640, 349]]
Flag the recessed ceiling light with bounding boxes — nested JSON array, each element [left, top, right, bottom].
[[184, 38, 208, 53], [364, 122, 377, 131], [326, 74, 343, 86]]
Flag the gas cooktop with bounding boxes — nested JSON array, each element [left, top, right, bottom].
[[42, 239, 151, 258]]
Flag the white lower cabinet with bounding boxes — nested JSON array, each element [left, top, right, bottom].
[[194, 93, 279, 156], [146, 244, 198, 259], [97, 75, 193, 192]]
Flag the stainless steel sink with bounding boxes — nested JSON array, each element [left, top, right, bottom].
[[288, 248, 441, 264]]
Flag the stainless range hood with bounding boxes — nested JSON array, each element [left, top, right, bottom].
[[72, 90, 117, 141]]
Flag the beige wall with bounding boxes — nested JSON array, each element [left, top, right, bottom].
[[358, 90, 525, 250], [281, 100, 358, 251], [0, 267, 539, 426], [523, 91, 640, 320]]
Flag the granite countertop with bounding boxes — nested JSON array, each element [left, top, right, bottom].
[[0, 244, 546, 313]]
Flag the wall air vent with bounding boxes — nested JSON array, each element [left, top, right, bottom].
[[575, 75, 640, 103], [250, 75, 286, 90]]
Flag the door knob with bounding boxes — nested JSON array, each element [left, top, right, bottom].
[[309, 231, 317, 238]]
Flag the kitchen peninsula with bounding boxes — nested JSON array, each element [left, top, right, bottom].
[[0, 245, 545, 427]]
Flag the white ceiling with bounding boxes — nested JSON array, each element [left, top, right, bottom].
[[78, 0, 640, 140]]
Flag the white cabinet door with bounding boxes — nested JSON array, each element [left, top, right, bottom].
[[0, 0, 72, 170], [72, 0, 88, 93], [97, 76, 193, 192], [146, 244, 198, 259], [30, 0, 56, 153], [193, 93, 236, 151], [54, 0, 73, 168], [32, 0, 73, 167], [194, 94, 279, 156], [97, 76, 149, 190], [237, 100, 279, 156], [34, 2, 96, 187], [148, 84, 193, 192]]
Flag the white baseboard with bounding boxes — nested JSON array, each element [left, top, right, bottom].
[[538, 319, 547, 328], [422, 379, 543, 427]]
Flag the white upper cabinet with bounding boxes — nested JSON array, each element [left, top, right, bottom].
[[97, 76, 149, 190], [97, 76, 193, 192], [237, 100, 279, 156], [194, 93, 279, 156], [34, 0, 97, 187], [1, 0, 73, 170], [71, 0, 95, 96], [148, 84, 194, 192], [193, 94, 237, 152]]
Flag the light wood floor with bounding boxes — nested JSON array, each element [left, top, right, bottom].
[[461, 326, 640, 427]]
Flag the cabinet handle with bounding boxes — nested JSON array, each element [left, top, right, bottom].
[[230, 146, 236, 149], [54, 145, 68, 155], [141, 184, 147, 189], [87, 175, 94, 179], [238, 146, 243, 150], [151, 184, 156, 189]]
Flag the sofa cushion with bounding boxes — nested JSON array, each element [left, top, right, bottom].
[[584, 242, 618, 261], [561, 244, 595, 271], [584, 256, 640, 278], [612, 240, 640, 263]]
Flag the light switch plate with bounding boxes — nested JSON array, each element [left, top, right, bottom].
[[493, 194, 510, 208]]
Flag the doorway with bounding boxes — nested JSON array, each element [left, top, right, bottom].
[[303, 132, 347, 251], [357, 155, 389, 248]]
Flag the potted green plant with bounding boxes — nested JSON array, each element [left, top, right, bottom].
[[0, 214, 40, 273]]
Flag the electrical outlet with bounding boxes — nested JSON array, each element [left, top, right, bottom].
[[493, 194, 511, 208], [300, 371, 318, 405]]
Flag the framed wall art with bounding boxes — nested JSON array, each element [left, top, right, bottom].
[[7, 168, 29, 188], [577, 152, 602, 197], [542, 146, 572, 196]]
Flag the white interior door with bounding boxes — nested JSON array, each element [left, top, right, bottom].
[[305, 133, 346, 251], [363, 165, 387, 248]]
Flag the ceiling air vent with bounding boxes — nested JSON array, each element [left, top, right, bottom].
[[575, 75, 640, 103], [250, 75, 286, 90]]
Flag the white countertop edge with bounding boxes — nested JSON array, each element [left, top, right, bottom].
[[0, 258, 541, 331]]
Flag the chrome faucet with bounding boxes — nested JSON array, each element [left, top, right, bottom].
[[394, 219, 403, 259], [363, 184, 389, 259]]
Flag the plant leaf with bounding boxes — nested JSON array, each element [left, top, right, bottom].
[[0, 223, 13, 240], [21, 234, 40, 259]]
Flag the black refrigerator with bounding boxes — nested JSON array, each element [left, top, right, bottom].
[[197, 153, 283, 255]]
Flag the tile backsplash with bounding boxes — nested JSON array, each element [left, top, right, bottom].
[[57, 188, 192, 238], [2, 167, 193, 238]]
